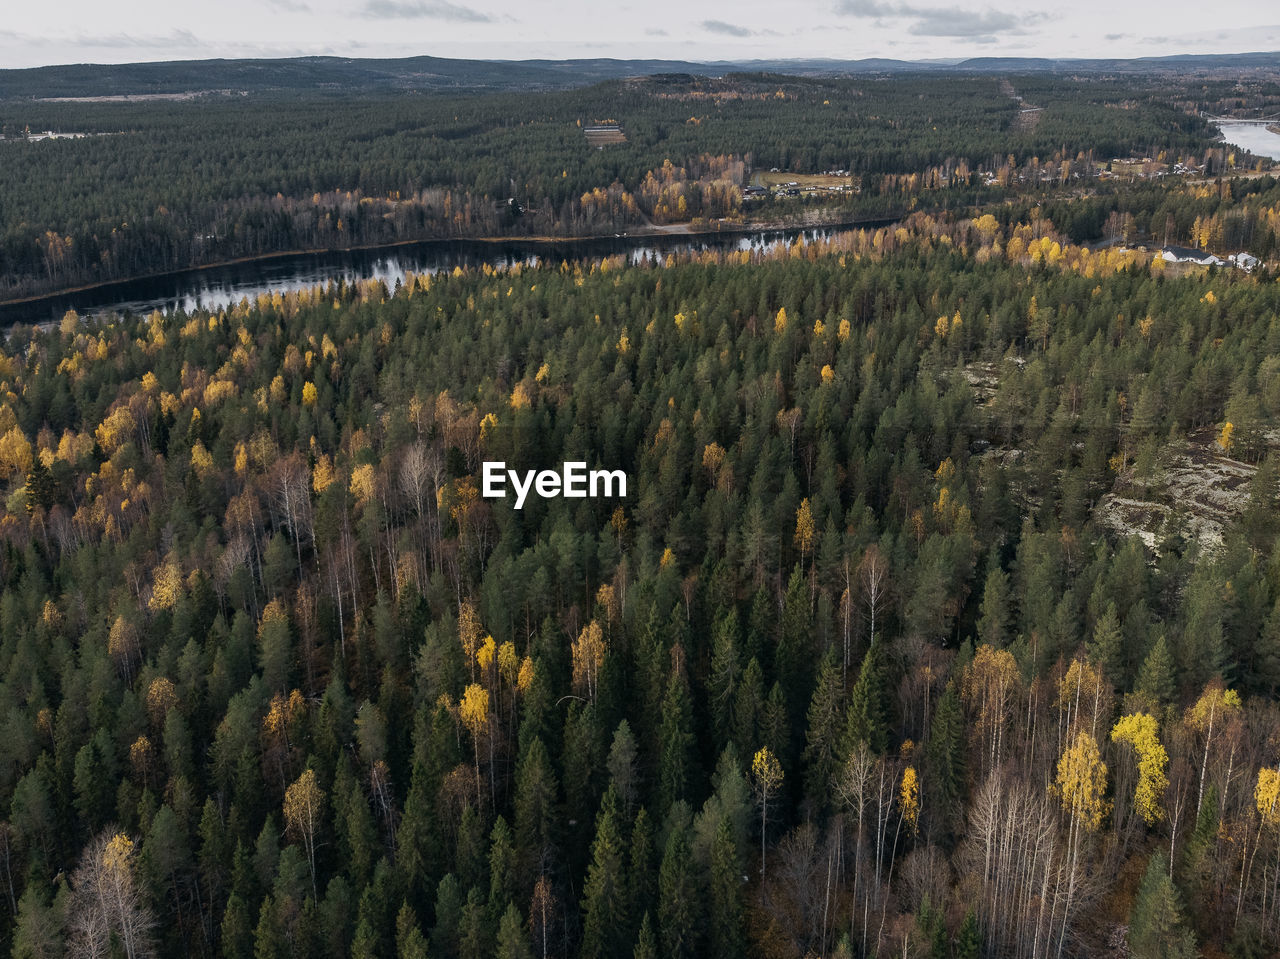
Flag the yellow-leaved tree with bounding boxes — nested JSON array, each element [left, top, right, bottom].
[[68, 831, 153, 959], [1110, 713, 1170, 826], [752, 747, 784, 880], [283, 768, 325, 897], [148, 553, 183, 612], [900, 766, 919, 833], [571, 621, 606, 703], [460, 683, 490, 802], [458, 601, 482, 678], [794, 498, 815, 563], [1055, 731, 1109, 831], [1187, 683, 1242, 816], [1054, 731, 1109, 951]]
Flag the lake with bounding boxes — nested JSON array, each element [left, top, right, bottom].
[[1217, 122, 1280, 161], [0, 223, 884, 330]]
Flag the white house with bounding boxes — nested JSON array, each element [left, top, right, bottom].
[[1161, 245, 1224, 266]]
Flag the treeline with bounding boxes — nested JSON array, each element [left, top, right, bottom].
[[0, 71, 1224, 300], [1, 208, 1280, 956]]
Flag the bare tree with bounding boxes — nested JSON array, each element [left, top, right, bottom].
[[67, 831, 155, 959], [270, 451, 312, 575], [858, 545, 888, 647]]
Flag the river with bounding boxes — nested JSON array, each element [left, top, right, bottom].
[[1217, 122, 1280, 161], [0, 223, 876, 330]]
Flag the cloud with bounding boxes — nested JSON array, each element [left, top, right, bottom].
[[907, 9, 1019, 37], [83, 29, 204, 49], [645, 28, 669, 37], [362, 0, 491, 22], [266, 0, 312, 11], [702, 20, 753, 37], [836, 0, 897, 15], [835, 0, 1047, 38]]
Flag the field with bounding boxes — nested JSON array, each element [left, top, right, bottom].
[[752, 170, 853, 189]]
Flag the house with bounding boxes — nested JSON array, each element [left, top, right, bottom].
[[1229, 252, 1260, 272], [1161, 246, 1224, 266]]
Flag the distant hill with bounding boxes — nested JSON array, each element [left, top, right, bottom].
[[0, 50, 1277, 99]]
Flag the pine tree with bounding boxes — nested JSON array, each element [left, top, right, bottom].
[[1128, 855, 1196, 959], [579, 785, 629, 959]]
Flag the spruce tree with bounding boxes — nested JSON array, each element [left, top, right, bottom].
[[628, 807, 656, 934], [513, 737, 559, 890], [495, 901, 533, 959], [708, 817, 745, 959], [579, 785, 628, 959], [955, 909, 980, 959], [632, 912, 658, 959], [844, 640, 889, 755], [658, 667, 695, 813], [923, 680, 965, 841], [658, 821, 701, 959], [1088, 602, 1124, 687], [1128, 855, 1196, 959], [1134, 634, 1175, 710], [803, 650, 845, 806]]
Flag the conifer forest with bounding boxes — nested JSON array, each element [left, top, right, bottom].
[[2, 54, 1280, 959]]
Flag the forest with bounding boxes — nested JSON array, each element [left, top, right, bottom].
[[0, 189, 1279, 957], [0, 70, 1236, 302]]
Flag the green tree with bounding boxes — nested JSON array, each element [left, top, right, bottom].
[[657, 820, 700, 959], [923, 680, 965, 841], [844, 640, 889, 755], [579, 785, 629, 959], [1127, 855, 1196, 959], [708, 817, 745, 959], [658, 664, 695, 813], [1087, 602, 1124, 688], [495, 901, 534, 959], [633, 912, 657, 959]]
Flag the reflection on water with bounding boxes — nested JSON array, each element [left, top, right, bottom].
[[1217, 122, 1280, 161], [1, 225, 860, 330]]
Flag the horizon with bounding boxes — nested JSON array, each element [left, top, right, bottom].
[[2, 0, 1279, 71], [3, 48, 1280, 71]]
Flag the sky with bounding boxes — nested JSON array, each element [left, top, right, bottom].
[[1, 0, 1278, 69]]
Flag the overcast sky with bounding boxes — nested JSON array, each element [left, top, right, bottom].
[[2, 0, 1278, 69]]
